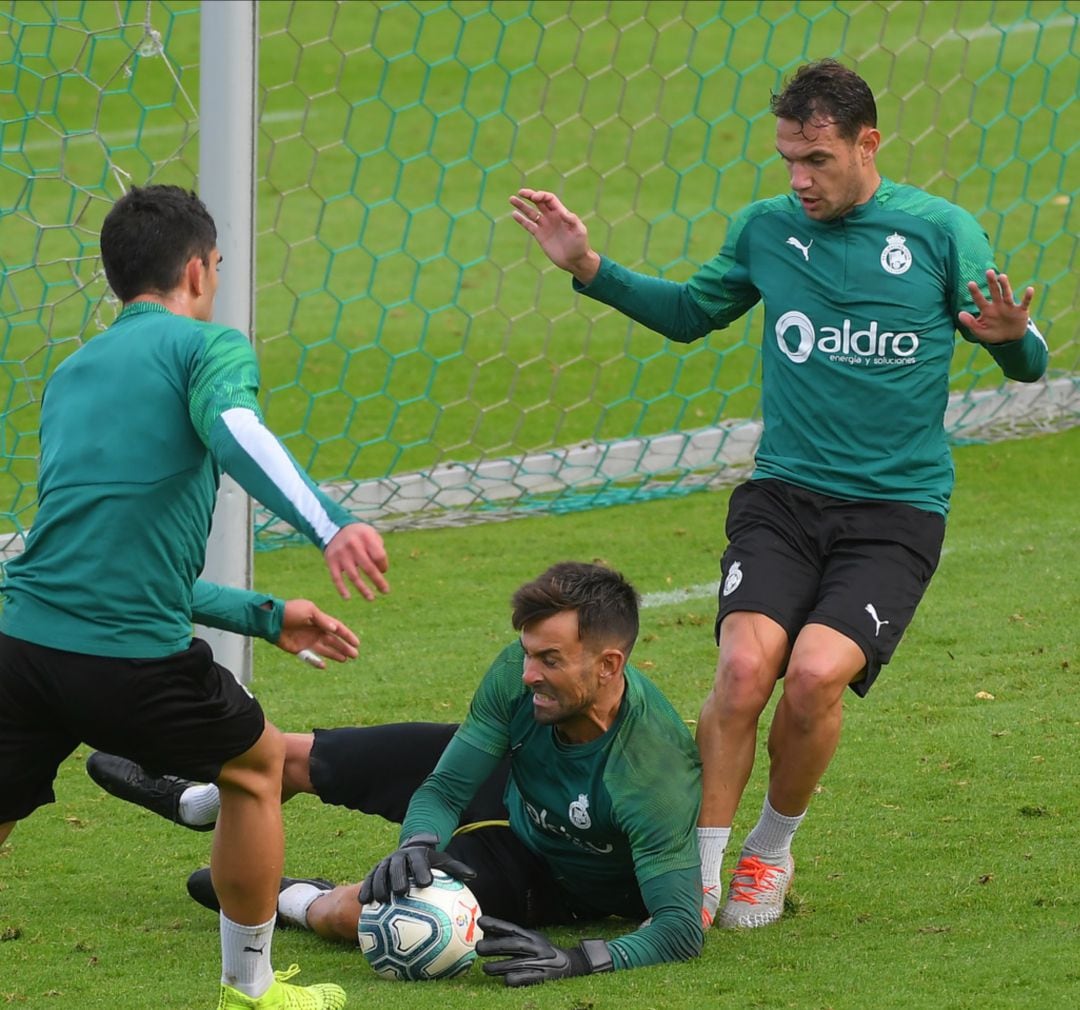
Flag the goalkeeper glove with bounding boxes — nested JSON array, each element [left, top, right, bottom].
[[359, 832, 476, 905], [476, 915, 614, 987]]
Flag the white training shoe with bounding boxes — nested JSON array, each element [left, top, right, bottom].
[[717, 852, 794, 929]]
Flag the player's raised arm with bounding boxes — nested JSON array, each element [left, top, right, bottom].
[[509, 188, 601, 285], [191, 340, 390, 601], [190, 581, 360, 666], [959, 269, 1035, 344]]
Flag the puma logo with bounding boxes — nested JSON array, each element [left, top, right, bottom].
[[242, 944, 266, 955], [786, 236, 813, 261], [864, 603, 889, 637], [462, 902, 480, 942]]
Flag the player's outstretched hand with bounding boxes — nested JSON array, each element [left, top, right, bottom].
[[476, 916, 613, 987], [508, 188, 601, 285], [358, 833, 477, 905], [323, 521, 389, 601], [958, 269, 1036, 345], [274, 599, 360, 667]]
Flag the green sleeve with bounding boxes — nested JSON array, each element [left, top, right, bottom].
[[399, 648, 520, 845], [606, 866, 704, 969], [187, 325, 262, 443], [207, 414, 355, 546], [190, 580, 284, 642], [188, 325, 355, 548], [399, 734, 504, 847], [572, 209, 761, 343], [980, 323, 1049, 383], [572, 257, 715, 343], [946, 205, 1049, 382]]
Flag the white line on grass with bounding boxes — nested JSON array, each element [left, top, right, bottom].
[[641, 583, 719, 608], [935, 14, 1077, 44], [641, 547, 953, 609]]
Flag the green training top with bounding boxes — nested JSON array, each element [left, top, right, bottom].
[[191, 580, 284, 644], [401, 641, 704, 970], [1, 302, 354, 658], [576, 178, 1048, 515]]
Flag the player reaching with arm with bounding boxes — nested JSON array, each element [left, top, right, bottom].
[[0, 184, 389, 1009], [191, 581, 361, 669], [509, 59, 1048, 930], [87, 562, 705, 986]]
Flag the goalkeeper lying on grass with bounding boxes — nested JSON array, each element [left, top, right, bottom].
[[89, 561, 705, 987]]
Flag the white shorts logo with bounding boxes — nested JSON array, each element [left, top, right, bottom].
[[881, 232, 912, 275], [722, 561, 743, 597]]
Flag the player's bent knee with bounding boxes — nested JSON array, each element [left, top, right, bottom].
[[714, 649, 777, 718], [782, 662, 851, 716], [216, 724, 286, 795]]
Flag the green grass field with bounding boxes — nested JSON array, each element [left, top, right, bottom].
[[1, 1, 1077, 531], [2, 427, 1078, 1009], [1, 4, 1078, 1005]]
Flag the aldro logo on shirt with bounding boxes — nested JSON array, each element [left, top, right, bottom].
[[523, 796, 613, 854], [775, 311, 920, 368]]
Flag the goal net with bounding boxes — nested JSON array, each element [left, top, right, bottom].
[[1, 0, 1077, 553]]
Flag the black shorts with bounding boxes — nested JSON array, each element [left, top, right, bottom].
[[0, 633, 265, 824], [716, 479, 946, 696], [309, 724, 587, 925]]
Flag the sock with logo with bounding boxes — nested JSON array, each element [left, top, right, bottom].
[[220, 911, 275, 998], [178, 782, 222, 828], [278, 882, 326, 930], [742, 796, 805, 861], [697, 826, 731, 926]]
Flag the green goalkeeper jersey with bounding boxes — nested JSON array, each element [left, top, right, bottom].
[[576, 178, 1048, 514], [1, 301, 354, 658], [401, 641, 704, 970]]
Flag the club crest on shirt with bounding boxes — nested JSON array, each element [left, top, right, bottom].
[[881, 232, 912, 275], [722, 561, 743, 597], [568, 793, 592, 829]]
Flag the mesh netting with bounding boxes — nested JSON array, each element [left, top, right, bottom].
[[1, 1, 1077, 549]]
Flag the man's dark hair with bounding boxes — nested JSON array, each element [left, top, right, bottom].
[[511, 561, 640, 657], [770, 58, 877, 141], [100, 185, 217, 302]]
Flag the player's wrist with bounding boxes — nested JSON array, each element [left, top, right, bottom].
[[571, 938, 613, 975], [399, 831, 438, 849], [569, 250, 601, 286]]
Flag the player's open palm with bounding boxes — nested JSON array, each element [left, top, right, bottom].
[[959, 269, 1036, 345], [276, 599, 360, 665], [324, 522, 389, 601], [509, 188, 600, 283]]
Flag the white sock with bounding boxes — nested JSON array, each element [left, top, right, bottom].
[[742, 797, 804, 861], [220, 912, 275, 998], [178, 783, 221, 828], [277, 882, 326, 929], [697, 826, 731, 924]]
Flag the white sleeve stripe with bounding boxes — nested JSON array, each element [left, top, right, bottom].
[[220, 407, 341, 546], [1027, 319, 1048, 350]]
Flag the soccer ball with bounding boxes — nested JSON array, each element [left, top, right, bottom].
[[358, 870, 483, 981]]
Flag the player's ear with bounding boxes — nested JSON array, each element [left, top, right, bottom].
[[857, 126, 881, 163], [596, 647, 624, 683], [185, 254, 206, 297]]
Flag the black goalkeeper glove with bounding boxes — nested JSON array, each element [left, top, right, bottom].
[[358, 832, 477, 905], [475, 915, 614, 987]]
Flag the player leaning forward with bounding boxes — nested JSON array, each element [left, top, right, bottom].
[[91, 562, 706, 985], [0, 185, 389, 1009], [510, 59, 1049, 929]]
